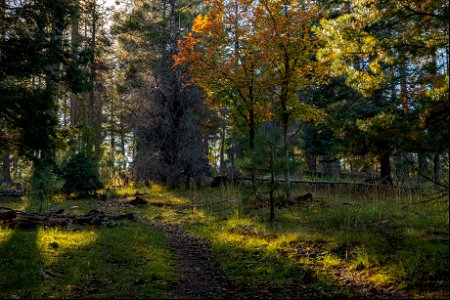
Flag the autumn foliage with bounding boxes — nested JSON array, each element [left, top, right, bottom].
[[174, 0, 324, 137]]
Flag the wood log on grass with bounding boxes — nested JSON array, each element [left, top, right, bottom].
[[0, 207, 135, 229]]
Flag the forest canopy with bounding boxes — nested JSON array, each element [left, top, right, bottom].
[[0, 0, 448, 203]]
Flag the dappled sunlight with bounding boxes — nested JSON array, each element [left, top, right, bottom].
[[0, 228, 15, 244], [36, 228, 97, 264], [369, 270, 394, 287], [2, 185, 444, 297], [138, 186, 447, 295], [266, 232, 301, 252], [1, 218, 178, 298], [319, 254, 341, 268], [149, 183, 169, 195], [149, 194, 190, 206]]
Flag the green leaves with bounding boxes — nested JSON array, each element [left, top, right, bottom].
[[62, 154, 104, 198]]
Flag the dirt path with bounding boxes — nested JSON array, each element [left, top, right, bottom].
[[98, 200, 412, 299], [137, 218, 253, 299], [137, 217, 413, 299]]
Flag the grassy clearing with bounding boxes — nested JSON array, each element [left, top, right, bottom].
[[1, 183, 448, 298], [0, 197, 177, 299], [135, 183, 448, 298]]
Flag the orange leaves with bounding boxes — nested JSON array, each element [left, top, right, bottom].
[[192, 14, 212, 33], [175, 0, 324, 127], [174, 33, 200, 67]]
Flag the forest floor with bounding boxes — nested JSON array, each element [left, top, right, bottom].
[[0, 184, 448, 299], [138, 217, 410, 299]]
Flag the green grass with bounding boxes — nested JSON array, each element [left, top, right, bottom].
[[135, 183, 448, 298], [1, 183, 448, 298], [0, 197, 177, 299]]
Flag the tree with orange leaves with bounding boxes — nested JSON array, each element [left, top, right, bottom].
[[253, 0, 324, 199], [175, 0, 324, 201], [175, 0, 271, 152], [176, 0, 323, 149]]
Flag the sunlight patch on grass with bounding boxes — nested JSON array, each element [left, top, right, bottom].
[[36, 227, 97, 261], [0, 228, 15, 243], [320, 254, 341, 268], [217, 231, 247, 245], [147, 194, 190, 205], [369, 270, 393, 287], [149, 183, 168, 194], [266, 232, 299, 252], [348, 246, 379, 271], [0, 219, 177, 299]]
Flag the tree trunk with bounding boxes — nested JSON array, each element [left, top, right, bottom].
[[164, 0, 184, 189], [249, 107, 255, 150], [282, 115, 291, 199], [2, 152, 13, 186], [249, 106, 256, 190], [89, 0, 97, 128], [306, 153, 317, 173], [379, 151, 393, 186], [219, 124, 226, 174], [95, 90, 103, 159], [70, 0, 80, 127], [417, 151, 426, 187], [433, 153, 440, 183], [269, 153, 275, 223]]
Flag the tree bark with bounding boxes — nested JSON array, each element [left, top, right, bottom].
[[417, 151, 426, 187], [379, 151, 393, 186], [70, 0, 80, 127], [433, 153, 440, 183], [219, 124, 226, 174], [306, 153, 317, 173], [282, 113, 291, 200], [89, 0, 97, 128], [2, 153, 12, 186], [269, 165, 275, 223], [249, 107, 255, 150]]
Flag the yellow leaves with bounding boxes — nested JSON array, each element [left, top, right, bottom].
[[192, 14, 212, 33], [369, 60, 381, 73], [425, 75, 449, 102], [364, 35, 377, 48], [357, 113, 396, 133], [346, 70, 386, 96]]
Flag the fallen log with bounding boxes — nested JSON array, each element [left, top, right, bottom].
[[238, 176, 379, 187], [127, 196, 148, 206], [0, 209, 17, 220], [0, 207, 135, 229]]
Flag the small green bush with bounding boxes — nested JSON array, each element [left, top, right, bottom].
[[62, 154, 104, 197]]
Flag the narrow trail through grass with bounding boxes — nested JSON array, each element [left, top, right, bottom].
[[137, 217, 249, 299], [1, 184, 448, 299]]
